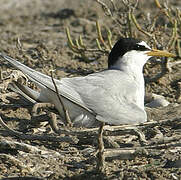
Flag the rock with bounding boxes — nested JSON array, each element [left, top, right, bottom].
[[145, 93, 170, 108]]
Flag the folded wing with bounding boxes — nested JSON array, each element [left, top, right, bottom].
[[0, 54, 146, 125]]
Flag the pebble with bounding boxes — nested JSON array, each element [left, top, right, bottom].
[[145, 93, 170, 108]]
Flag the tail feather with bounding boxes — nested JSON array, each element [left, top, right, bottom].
[[0, 53, 92, 113], [0, 53, 54, 91], [0, 53, 49, 103], [9, 83, 37, 103]]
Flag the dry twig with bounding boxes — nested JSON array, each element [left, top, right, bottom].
[[0, 116, 78, 143], [50, 70, 72, 127], [0, 153, 32, 173], [96, 122, 105, 173]]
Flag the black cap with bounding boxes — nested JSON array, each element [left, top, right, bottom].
[[108, 38, 150, 68]]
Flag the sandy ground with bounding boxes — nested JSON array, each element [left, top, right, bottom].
[[0, 0, 181, 179]]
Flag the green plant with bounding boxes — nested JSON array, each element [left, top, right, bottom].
[[66, 0, 181, 82]]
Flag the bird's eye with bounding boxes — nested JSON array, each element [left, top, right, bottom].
[[134, 44, 148, 51], [136, 45, 141, 48]]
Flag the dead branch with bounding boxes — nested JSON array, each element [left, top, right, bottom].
[[47, 117, 181, 148], [50, 70, 72, 127], [31, 102, 55, 116], [95, 0, 113, 17], [58, 117, 179, 136], [0, 116, 78, 144], [0, 139, 61, 156], [48, 112, 62, 134], [145, 59, 170, 83], [0, 92, 19, 103], [104, 148, 147, 160], [81, 140, 181, 161], [0, 153, 32, 173]]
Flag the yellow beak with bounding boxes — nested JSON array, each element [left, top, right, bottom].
[[146, 49, 176, 57]]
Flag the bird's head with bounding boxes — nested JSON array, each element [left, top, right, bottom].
[[108, 38, 176, 70]]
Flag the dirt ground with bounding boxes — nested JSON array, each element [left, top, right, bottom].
[[0, 0, 181, 179]]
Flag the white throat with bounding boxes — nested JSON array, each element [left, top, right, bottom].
[[110, 50, 149, 75], [109, 50, 150, 109]]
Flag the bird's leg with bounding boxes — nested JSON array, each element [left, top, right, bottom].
[[96, 122, 105, 173]]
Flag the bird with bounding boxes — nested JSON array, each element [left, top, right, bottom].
[[0, 37, 176, 172], [0, 38, 176, 128]]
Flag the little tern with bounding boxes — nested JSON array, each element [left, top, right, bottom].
[[0, 38, 175, 127], [0, 37, 176, 172]]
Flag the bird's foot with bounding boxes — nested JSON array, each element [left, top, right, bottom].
[[96, 122, 105, 173]]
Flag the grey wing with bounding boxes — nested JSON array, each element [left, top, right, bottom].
[[0, 54, 146, 125], [63, 71, 147, 125], [0, 53, 92, 112]]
